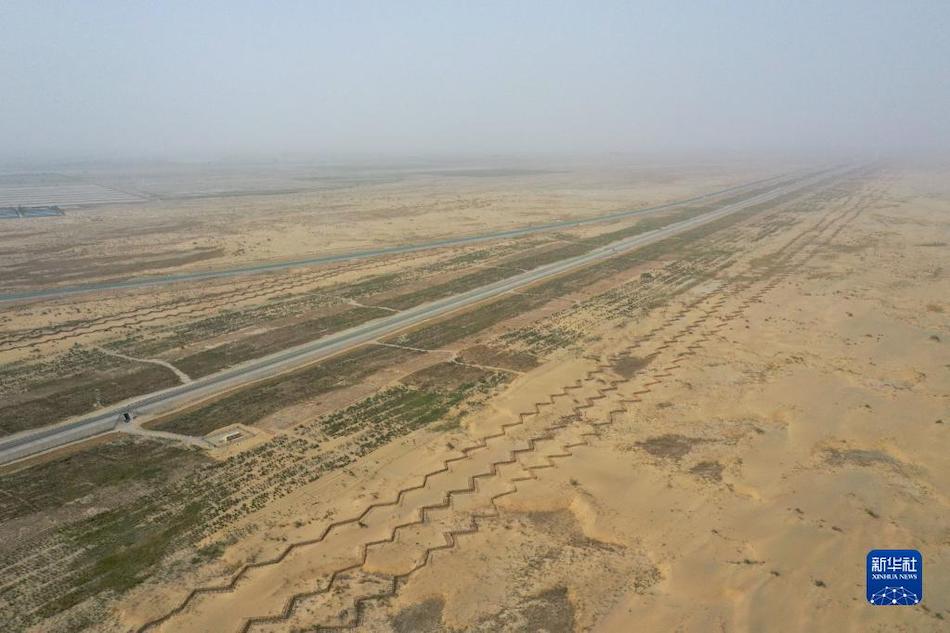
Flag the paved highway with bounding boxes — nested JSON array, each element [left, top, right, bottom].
[[0, 166, 851, 465], [0, 172, 799, 304]]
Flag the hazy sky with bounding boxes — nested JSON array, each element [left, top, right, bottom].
[[2, 1, 948, 161]]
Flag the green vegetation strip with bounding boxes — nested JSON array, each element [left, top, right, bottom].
[[151, 344, 418, 436], [172, 305, 392, 378], [0, 363, 179, 436], [386, 185, 824, 351], [0, 435, 208, 522]]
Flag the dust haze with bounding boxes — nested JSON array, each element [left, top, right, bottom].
[[2, 1, 949, 163]]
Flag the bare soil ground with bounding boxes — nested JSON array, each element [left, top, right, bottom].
[[0, 160, 774, 292]]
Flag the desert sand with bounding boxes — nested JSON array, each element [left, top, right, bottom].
[[2, 164, 946, 632]]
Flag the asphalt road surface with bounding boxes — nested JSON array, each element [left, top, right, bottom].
[[0, 166, 852, 465]]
